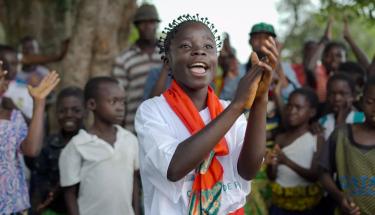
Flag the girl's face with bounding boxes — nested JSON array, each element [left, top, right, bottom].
[[168, 22, 217, 91], [327, 80, 354, 113], [363, 85, 375, 127], [285, 93, 315, 128]]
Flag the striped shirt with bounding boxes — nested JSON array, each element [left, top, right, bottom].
[[113, 44, 162, 132]]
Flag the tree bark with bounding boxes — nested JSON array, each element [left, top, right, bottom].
[[61, 0, 98, 87], [89, 0, 136, 78], [62, 0, 136, 87], [0, 0, 136, 87]]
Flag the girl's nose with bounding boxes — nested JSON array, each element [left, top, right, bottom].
[[191, 48, 206, 56]]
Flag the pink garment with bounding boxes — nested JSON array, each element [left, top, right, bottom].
[[0, 110, 30, 213]]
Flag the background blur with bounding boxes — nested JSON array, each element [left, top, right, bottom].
[[1, 0, 374, 86]]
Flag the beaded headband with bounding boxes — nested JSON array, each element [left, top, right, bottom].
[[158, 14, 222, 61]]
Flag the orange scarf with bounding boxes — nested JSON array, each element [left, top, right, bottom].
[[164, 80, 238, 214]]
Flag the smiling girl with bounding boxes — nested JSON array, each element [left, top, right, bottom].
[[135, 14, 278, 215]]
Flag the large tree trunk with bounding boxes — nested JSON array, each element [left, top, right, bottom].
[[89, 0, 136, 78], [60, 0, 98, 87], [62, 0, 136, 87], [0, 0, 136, 87], [0, 0, 72, 49]]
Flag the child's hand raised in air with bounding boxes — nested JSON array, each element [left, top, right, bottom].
[[28, 70, 60, 102]]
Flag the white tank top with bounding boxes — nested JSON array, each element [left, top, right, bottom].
[[276, 132, 317, 187]]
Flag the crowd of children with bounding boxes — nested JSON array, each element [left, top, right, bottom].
[[1, 3, 375, 215]]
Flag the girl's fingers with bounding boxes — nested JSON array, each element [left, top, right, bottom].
[[38, 73, 51, 86], [28, 71, 60, 98], [261, 37, 279, 69], [264, 38, 278, 57], [258, 61, 273, 74], [45, 71, 57, 84], [42, 78, 60, 96], [46, 72, 59, 85], [40, 71, 59, 90], [250, 52, 260, 66], [246, 65, 263, 81], [267, 36, 277, 47], [44, 71, 57, 85], [261, 46, 278, 69]]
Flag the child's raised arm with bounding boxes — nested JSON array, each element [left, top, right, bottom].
[[305, 17, 333, 88], [343, 17, 370, 72], [237, 36, 278, 180], [21, 71, 60, 157]]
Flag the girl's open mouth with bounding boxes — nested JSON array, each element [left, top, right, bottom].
[[188, 62, 208, 76]]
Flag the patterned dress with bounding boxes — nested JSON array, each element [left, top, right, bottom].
[[0, 110, 29, 214]]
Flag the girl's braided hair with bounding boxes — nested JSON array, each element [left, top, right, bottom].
[[158, 14, 222, 62]]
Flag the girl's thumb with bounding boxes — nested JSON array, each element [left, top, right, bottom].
[[250, 52, 260, 65]]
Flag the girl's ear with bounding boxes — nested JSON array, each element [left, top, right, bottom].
[[86, 98, 96, 111], [164, 52, 171, 65], [164, 58, 170, 66], [164, 55, 174, 77]]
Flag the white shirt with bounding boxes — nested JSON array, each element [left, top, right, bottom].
[[4, 81, 33, 118], [135, 96, 251, 215], [59, 126, 139, 215], [276, 132, 317, 187]]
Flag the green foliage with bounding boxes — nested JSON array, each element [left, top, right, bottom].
[[320, 0, 375, 21], [278, 0, 375, 63]]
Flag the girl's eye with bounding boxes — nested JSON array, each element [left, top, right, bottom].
[[204, 44, 214, 49], [179, 44, 191, 49]]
